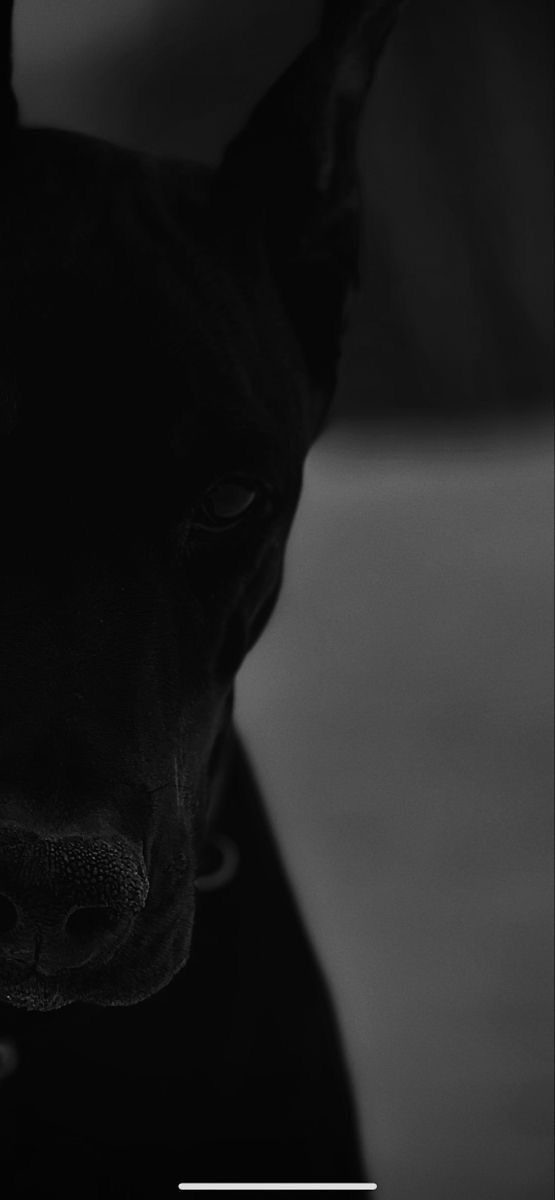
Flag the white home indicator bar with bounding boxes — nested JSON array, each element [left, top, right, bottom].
[[178, 1186, 377, 1192]]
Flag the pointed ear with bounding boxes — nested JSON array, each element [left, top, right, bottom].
[[2, 0, 18, 134], [213, 1, 405, 421]]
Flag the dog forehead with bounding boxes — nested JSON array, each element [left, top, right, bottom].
[[1, 129, 310, 471]]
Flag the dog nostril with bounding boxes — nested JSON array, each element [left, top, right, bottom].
[[0, 893, 18, 934], [65, 905, 119, 943]]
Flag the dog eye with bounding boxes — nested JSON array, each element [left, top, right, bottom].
[[193, 478, 263, 530]]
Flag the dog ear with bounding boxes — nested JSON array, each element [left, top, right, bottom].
[[1, 0, 18, 133], [214, 1, 405, 427]]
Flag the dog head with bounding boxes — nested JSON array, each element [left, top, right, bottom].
[[0, 1, 403, 1009]]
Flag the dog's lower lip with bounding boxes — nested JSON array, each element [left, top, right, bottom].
[[1, 969, 68, 1010]]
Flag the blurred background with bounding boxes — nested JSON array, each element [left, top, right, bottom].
[[12, 1, 553, 1197]]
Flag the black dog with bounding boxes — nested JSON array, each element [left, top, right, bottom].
[[1, 1, 402, 1191]]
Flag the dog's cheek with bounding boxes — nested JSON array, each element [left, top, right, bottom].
[[215, 552, 285, 681]]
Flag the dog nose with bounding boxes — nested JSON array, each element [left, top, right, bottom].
[[0, 825, 149, 974]]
